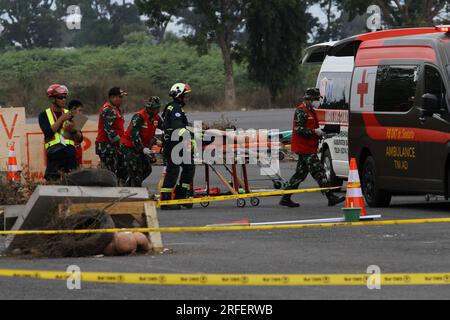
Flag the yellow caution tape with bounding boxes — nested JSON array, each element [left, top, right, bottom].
[[158, 186, 340, 206], [1, 269, 450, 286], [1, 217, 450, 236]]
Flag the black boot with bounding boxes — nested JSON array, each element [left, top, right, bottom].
[[326, 192, 346, 207], [160, 191, 181, 211], [175, 185, 193, 209], [279, 195, 300, 208]]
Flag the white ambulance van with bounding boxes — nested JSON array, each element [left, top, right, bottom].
[[302, 41, 353, 187], [304, 26, 450, 207]]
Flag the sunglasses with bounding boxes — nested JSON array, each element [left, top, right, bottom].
[[56, 96, 67, 100]]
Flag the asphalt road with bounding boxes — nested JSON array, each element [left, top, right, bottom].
[[4, 110, 450, 300], [28, 108, 294, 132], [2, 161, 450, 300]]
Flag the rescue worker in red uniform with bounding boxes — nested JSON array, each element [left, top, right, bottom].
[[39, 84, 83, 181], [280, 88, 345, 208], [121, 97, 164, 187], [96, 87, 127, 179]]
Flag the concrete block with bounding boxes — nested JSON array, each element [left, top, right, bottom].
[[4, 205, 25, 230], [5, 185, 150, 250]]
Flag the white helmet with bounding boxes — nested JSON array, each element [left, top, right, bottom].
[[169, 83, 192, 99]]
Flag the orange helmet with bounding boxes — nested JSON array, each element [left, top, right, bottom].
[[47, 84, 69, 97]]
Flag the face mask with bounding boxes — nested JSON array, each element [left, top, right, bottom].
[[312, 101, 321, 108]]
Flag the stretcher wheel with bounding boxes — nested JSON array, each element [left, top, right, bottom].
[[200, 202, 210, 208], [273, 181, 283, 190], [250, 197, 260, 207], [237, 199, 246, 208]]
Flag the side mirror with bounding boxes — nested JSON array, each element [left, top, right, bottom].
[[421, 93, 440, 116]]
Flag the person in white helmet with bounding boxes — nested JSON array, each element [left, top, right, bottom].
[[160, 83, 196, 211]]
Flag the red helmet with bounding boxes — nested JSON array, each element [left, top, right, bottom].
[[47, 84, 69, 97]]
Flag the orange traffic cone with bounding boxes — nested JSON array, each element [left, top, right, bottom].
[[7, 144, 20, 182], [346, 158, 367, 216]]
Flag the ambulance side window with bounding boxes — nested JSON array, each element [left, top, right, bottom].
[[318, 73, 352, 110], [424, 65, 446, 111], [374, 65, 419, 113]]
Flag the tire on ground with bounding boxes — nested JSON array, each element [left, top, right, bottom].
[[322, 148, 343, 189], [65, 169, 118, 187], [361, 156, 392, 207]]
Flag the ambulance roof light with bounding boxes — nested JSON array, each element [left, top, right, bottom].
[[435, 25, 450, 33]]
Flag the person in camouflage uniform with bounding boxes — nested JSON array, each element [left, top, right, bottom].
[[121, 97, 163, 187], [280, 88, 345, 208], [95, 87, 127, 180]]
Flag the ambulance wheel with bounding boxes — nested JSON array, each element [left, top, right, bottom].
[[250, 198, 260, 207], [322, 148, 343, 190], [237, 199, 246, 208], [362, 156, 392, 207]]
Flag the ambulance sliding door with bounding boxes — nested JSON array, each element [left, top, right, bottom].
[[373, 65, 426, 192]]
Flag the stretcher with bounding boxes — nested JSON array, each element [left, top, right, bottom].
[[192, 134, 285, 208], [156, 129, 287, 208]]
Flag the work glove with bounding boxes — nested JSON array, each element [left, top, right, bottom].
[[143, 148, 153, 156], [314, 129, 326, 138]]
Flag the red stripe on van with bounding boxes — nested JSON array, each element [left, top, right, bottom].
[[355, 28, 439, 42], [356, 45, 437, 67], [316, 109, 349, 125], [362, 113, 450, 143]]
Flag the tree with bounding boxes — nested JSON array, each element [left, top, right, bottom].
[[135, 0, 184, 43], [0, 0, 61, 48], [313, 0, 344, 43], [137, 0, 250, 107], [245, 0, 309, 105], [342, 0, 449, 27], [55, 0, 145, 47]]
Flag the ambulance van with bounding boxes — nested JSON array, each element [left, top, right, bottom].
[[303, 26, 450, 207]]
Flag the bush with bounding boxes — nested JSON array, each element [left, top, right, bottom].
[[0, 44, 319, 115]]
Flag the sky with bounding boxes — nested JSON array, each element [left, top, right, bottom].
[[165, 4, 327, 34]]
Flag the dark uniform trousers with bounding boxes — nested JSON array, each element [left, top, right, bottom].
[[161, 141, 196, 200]]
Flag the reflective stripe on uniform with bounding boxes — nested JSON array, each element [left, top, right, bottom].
[[161, 188, 173, 193], [182, 183, 190, 190], [167, 106, 174, 111], [178, 128, 188, 136], [45, 108, 75, 150]]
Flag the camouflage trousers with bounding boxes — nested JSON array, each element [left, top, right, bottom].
[[285, 154, 328, 192], [121, 146, 152, 187], [95, 142, 125, 181]]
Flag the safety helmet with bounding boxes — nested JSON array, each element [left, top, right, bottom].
[[47, 84, 69, 98], [169, 83, 192, 99], [304, 88, 321, 101], [145, 96, 162, 109]]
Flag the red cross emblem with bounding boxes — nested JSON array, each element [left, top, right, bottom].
[[357, 69, 369, 109]]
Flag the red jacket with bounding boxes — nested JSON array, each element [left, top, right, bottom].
[[291, 104, 320, 155], [121, 109, 160, 149], [96, 102, 124, 143]]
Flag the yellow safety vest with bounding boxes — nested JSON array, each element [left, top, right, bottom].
[[45, 108, 75, 150]]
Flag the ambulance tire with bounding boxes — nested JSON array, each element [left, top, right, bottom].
[[322, 148, 343, 189], [362, 156, 392, 207], [66, 169, 118, 187]]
